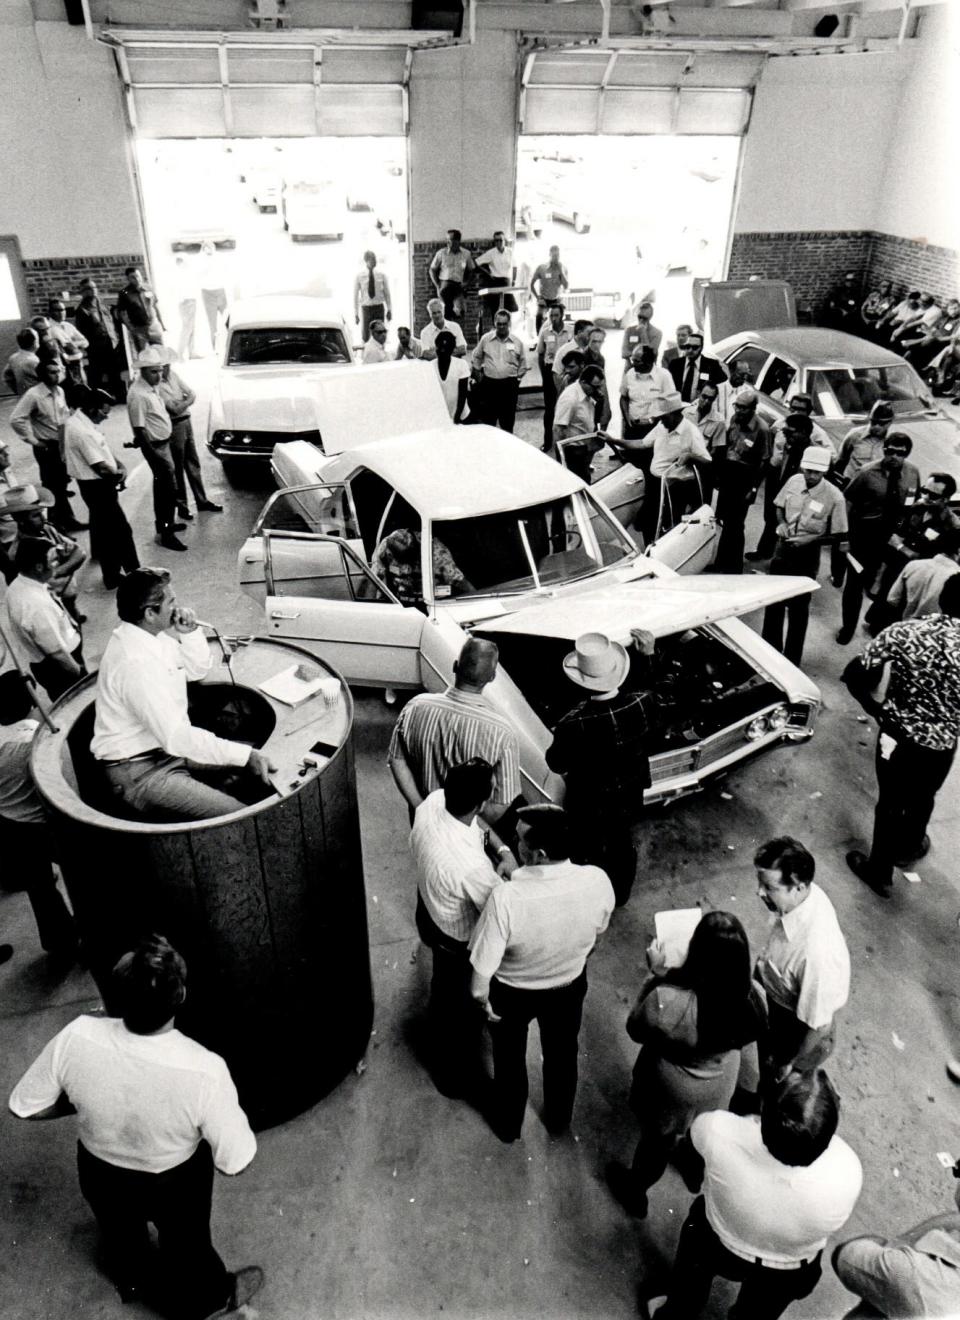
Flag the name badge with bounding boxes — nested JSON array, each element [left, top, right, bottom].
[[742, 438, 754, 449], [808, 499, 824, 515], [924, 527, 939, 541]]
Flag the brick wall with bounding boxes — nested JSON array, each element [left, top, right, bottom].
[[728, 230, 959, 321], [412, 237, 498, 345], [22, 253, 146, 316]]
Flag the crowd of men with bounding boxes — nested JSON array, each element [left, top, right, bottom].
[[2, 245, 960, 1319]]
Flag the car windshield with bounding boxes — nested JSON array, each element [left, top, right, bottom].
[[227, 328, 350, 366], [807, 364, 929, 418], [431, 491, 635, 598]]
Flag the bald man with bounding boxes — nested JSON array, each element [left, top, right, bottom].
[[387, 638, 523, 838]]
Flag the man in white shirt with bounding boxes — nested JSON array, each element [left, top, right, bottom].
[[419, 298, 468, 359], [619, 344, 674, 460], [553, 319, 594, 391], [476, 230, 517, 330], [64, 389, 140, 589], [92, 567, 276, 820], [429, 228, 475, 323], [411, 758, 513, 1097], [9, 933, 264, 1315], [644, 390, 712, 539], [354, 250, 392, 343], [888, 531, 960, 619], [1, 536, 85, 699], [10, 359, 83, 532], [127, 347, 183, 550], [394, 326, 423, 360], [470, 805, 614, 1142], [647, 1070, 862, 1320], [552, 365, 606, 483], [536, 303, 572, 448], [471, 309, 527, 432], [752, 836, 850, 1091], [361, 320, 390, 363]]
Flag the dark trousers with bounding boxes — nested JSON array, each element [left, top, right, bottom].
[[35, 441, 73, 529], [439, 280, 465, 323], [138, 439, 178, 534], [414, 895, 480, 1092], [714, 467, 760, 574], [761, 546, 819, 667], [85, 346, 118, 394], [76, 1141, 231, 1320], [77, 479, 139, 587], [658, 1196, 822, 1320], [864, 552, 908, 633], [541, 366, 558, 448], [360, 302, 385, 342], [754, 465, 782, 558], [840, 538, 885, 636], [0, 815, 76, 955], [478, 377, 520, 432], [867, 731, 955, 884], [31, 644, 85, 701], [488, 970, 587, 1139], [170, 417, 209, 511]]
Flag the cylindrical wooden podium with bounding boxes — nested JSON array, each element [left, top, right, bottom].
[[30, 636, 372, 1129]]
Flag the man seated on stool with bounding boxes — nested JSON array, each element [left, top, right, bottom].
[[91, 568, 276, 821]]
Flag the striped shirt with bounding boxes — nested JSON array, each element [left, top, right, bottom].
[[410, 789, 501, 942], [388, 686, 521, 806]]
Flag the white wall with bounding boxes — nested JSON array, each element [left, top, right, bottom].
[[0, 5, 143, 257], [408, 29, 518, 239], [734, 49, 911, 234], [874, 5, 959, 251]]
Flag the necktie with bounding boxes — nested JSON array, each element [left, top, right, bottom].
[[682, 359, 697, 401], [368, 269, 376, 300]]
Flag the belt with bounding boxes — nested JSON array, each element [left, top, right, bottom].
[[722, 1240, 817, 1271], [100, 749, 165, 766]]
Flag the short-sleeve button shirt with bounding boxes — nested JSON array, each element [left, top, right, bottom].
[[64, 410, 118, 480], [552, 381, 595, 436], [388, 686, 521, 806], [127, 377, 173, 442], [536, 323, 572, 366], [861, 614, 960, 750], [621, 365, 674, 423], [755, 882, 850, 1030], [472, 331, 526, 381], [774, 474, 848, 541], [371, 535, 463, 606]]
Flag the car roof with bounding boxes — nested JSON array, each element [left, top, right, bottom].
[[228, 296, 347, 330], [714, 327, 908, 368], [339, 427, 583, 518]]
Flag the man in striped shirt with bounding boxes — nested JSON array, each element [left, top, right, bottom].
[[388, 637, 523, 838], [410, 758, 514, 1096]]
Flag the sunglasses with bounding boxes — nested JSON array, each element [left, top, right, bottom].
[[920, 487, 945, 498], [883, 448, 909, 457]]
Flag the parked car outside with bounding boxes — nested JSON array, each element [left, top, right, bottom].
[[206, 296, 353, 470], [711, 327, 960, 479], [282, 180, 345, 242], [238, 428, 821, 807]]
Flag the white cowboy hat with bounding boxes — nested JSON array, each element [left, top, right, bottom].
[[0, 484, 55, 514], [647, 391, 684, 420], [135, 346, 166, 368], [562, 631, 630, 692]]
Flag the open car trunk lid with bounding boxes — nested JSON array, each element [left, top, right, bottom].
[[305, 360, 450, 455], [695, 279, 798, 343], [475, 573, 818, 644]]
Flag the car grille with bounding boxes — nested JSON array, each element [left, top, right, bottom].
[[649, 703, 787, 785], [212, 429, 321, 455], [565, 291, 593, 313]]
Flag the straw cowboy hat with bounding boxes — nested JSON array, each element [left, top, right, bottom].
[[647, 391, 685, 420], [0, 484, 55, 515], [135, 346, 166, 368], [562, 631, 630, 692]]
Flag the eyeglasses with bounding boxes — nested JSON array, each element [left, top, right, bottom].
[[883, 448, 909, 458]]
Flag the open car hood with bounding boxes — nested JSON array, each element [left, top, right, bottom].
[[695, 279, 797, 343], [474, 573, 818, 643]]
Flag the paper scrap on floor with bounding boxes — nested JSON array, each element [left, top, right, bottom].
[[260, 665, 340, 709], [654, 907, 702, 969]]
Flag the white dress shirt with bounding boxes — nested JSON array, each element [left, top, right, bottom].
[[1, 574, 80, 663], [10, 1014, 257, 1176], [621, 365, 674, 423], [91, 622, 251, 767], [420, 319, 467, 357], [127, 377, 172, 443], [362, 340, 390, 364], [692, 1110, 862, 1266], [10, 383, 67, 446], [64, 410, 118, 480], [469, 860, 614, 990], [410, 790, 501, 943], [649, 416, 713, 479], [755, 882, 850, 1030], [477, 246, 513, 280], [472, 331, 527, 381]]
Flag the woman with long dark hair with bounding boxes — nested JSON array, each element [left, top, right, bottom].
[[606, 909, 765, 1218]]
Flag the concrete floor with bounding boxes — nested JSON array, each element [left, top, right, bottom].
[[2, 365, 960, 1320]]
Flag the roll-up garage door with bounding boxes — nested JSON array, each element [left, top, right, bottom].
[[112, 40, 408, 138], [520, 49, 763, 135]]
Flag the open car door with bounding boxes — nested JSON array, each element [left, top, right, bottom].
[[261, 531, 426, 687], [476, 571, 819, 645]]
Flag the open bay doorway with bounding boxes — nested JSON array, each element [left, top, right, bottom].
[[134, 137, 410, 360]]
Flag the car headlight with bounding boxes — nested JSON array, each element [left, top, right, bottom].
[[745, 715, 768, 741], [214, 430, 233, 444], [767, 704, 790, 732], [241, 434, 252, 445]]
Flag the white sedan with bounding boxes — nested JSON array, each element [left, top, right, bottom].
[[239, 427, 820, 806]]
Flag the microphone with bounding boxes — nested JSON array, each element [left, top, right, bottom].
[[193, 619, 215, 630]]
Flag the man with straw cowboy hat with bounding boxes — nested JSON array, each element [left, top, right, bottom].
[[126, 346, 186, 552], [546, 628, 658, 907], [642, 389, 712, 544]]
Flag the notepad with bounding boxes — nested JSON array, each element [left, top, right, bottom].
[[259, 665, 340, 709], [654, 907, 703, 969]]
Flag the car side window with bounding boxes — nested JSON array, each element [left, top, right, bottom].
[[758, 355, 796, 402], [258, 486, 358, 539], [723, 344, 769, 386]]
